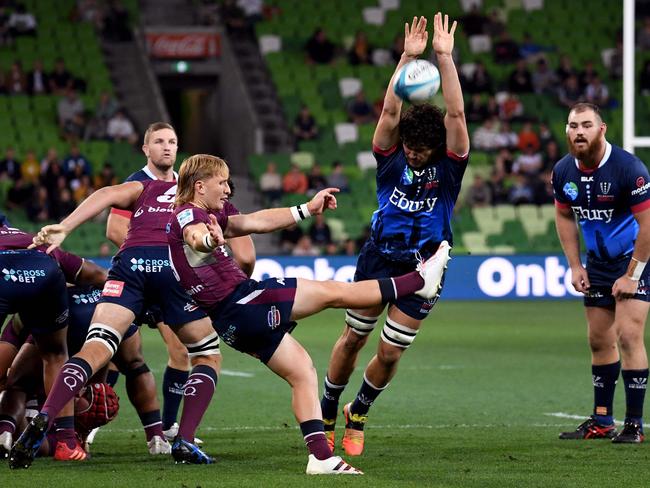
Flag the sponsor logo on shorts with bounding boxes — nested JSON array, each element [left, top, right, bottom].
[[2, 267, 45, 283], [184, 302, 199, 312], [102, 280, 125, 297], [221, 325, 237, 346], [267, 305, 281, 329], [72, 289, 102, 305], [130, 257, 169, 272]]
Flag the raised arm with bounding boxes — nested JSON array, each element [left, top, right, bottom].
[[433, 12, 469, 157], [373, 16, 428, 151], [32, 181, 143, 252]]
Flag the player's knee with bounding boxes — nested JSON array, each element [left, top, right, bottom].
[[618, 330, 645, 355], [85, 323, 123, 357], [380, 318, 418, 356], [185, 331, 220, 362], [345, 310, 379, 339]]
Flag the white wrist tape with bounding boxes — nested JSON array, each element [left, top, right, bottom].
[[202, 233, 217, 250], [290, 203, 311, 222], [629, 258, 647, 281]]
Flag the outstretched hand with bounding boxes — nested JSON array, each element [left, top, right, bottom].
[[432, 11, 457, 56], [207, 214, 226, 247], [308, 188, 340, 215], [404, 16, 428, 57], [29, 224, 68, 253]]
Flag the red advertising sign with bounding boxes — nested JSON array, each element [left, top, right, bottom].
[[146, 32, 221, 59]]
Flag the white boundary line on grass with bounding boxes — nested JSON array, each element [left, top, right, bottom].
[[544, 412, 623, 426], [220, 369, 255, 378]]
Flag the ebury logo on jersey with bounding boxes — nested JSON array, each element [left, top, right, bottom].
[[72, 289, 102, 305], [571, 206, 614, 223], [389, 188, 437, 212], [2, 267, 45, 283], [563, 182, 578, 201], [130, 257, 169, 272]]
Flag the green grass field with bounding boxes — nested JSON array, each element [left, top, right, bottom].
[[4, 301, 650, 487]]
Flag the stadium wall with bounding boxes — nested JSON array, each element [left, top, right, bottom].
[[91, 255, 587, 301]]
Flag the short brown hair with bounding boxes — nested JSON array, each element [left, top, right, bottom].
[[569, 102, 604, 124], [143, 122, 176, 144], [175, 154, 229, 207]]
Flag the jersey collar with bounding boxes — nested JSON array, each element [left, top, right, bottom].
[[574, 141, 611, 173], [142, 165, 178, 181]]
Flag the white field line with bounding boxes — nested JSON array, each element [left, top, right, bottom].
[[220, 369, 255, 378], [544, 412, 624, 426]]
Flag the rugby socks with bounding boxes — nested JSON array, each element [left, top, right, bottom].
[[321, 376, 346, 429], [42, 357, 92, 428], [139, 410, 164, 441], [349, 374, 387, 428], [54, 416, 76, 449], [622, 368, 648, 425], [378, 271, 424, 302], [178, 365, 218, 442], [162, 366, 189, 430], [0, 415, 16, 435], [106, 369, 120, 387], [300, 419, 332, 460], [592, 361, 620, 425]]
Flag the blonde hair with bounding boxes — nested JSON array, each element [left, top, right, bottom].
[[175, 154, 229, 207], [143, 122, 176, 144]]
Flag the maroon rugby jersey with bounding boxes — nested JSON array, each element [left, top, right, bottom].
[[0, 225, 84, 282], [167, 204, 248, 310]]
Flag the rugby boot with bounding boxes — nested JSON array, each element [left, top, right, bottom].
[[559, 416, 616, 439], [9, 412, 49, 469], [415, 241, 451, 299], [612, 420, 644, 444], [342, 403, 366, 456], [306, 454, 363, 475], [171, 436, 214, 464]]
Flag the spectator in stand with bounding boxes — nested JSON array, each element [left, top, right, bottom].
[[508, 173, 535, 205], [307, 163, 328, 197], [305, 28, 336, 65], [98, 241, 113, 257], [494, 147, 515, 176], [94, 161, 117, 189], [280, 223, 304, 254], [293, 105, 318, 146], [292, 235, 320, 256], [51, 187, 76, 219], [459, 5, 486, 36], [27, 59, 49, 95], [466, 61, 493, 94], [40, 147, 60, 175], [578, 60, 598, 92], [638, 17, 650, 50], [538, 121, 557, 148], [609, 38, 623, 79], [259, 161, 283, 204], [485, 96, 499, 118], [640, 60, 650, 96], [513, 144, 543, 177], [517, 122, 540, 153], [326, 161, 349, 193], [466, 94, 488, 123], [494, 121, 518, 150], [20, 149, 39, 184], [8, 3, 37, 37], [533, 168, 554, 205], [472, 116, 500, 151], [519, 32, 553, 62], [0, 147, 20, 181], [86, 91, 119, 140], [342, 238, 357, 256], [102, 0, 132, 41], [347, 90, 375, 125], [62, 145, 92, 181], [106, 109, 138, 144], [465, 174, 492, 208], [63, 113, 86, 143], [324, 242, 340, 256], [555, 54, 576, 84], [390, 34, 404, 64], [558, 74, 583, 108], [26, 185, 50, 223], [490, 168, 512, 205], [541, 140, 561, 172], [71, 172, 94, 204], [57, 88, 84, 128], [585, 75, 610, 108], [309, 214, 332, 248], [220, 0, 249, 37], [0, 68, 6, 95], [532, 58, 557, 95], [508, 59, 533, 93], [484, 9, 505, 38], [41, 155, 64, 197], [6, 177, 33, 209], [5, 61, 26, 95], [348, 31, 373, 65], [282, 163, 308, 194], [50, 58, 74, 95], [498, 93, 524, 122], [493, 31, 519, 64]]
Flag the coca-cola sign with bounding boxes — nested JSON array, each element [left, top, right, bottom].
[[146, 32, 221, 59]]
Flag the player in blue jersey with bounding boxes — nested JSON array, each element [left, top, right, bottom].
[[553, 103, 650, 443], [105, 122, 256, 446], [320, 13, 469, 456]]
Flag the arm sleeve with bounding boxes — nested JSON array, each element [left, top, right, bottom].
[[624, 158, 650, 214], [551, 169, 571, 208]]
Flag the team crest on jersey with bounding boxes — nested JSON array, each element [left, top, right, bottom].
[[600, 182, 611, 194], [563, 182, 578, 201], [401, 167, 414, 185], [267, 305, 281, 329]]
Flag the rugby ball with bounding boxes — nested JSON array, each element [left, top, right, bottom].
[[393, 59, 441, 103]]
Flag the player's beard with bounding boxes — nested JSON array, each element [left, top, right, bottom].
[[567, 135, 604, 166], [150, 154, 175, 171]]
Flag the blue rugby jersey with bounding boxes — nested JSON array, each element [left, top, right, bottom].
[[552, 142, 650, 261], [369, 144, 468, 260]]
